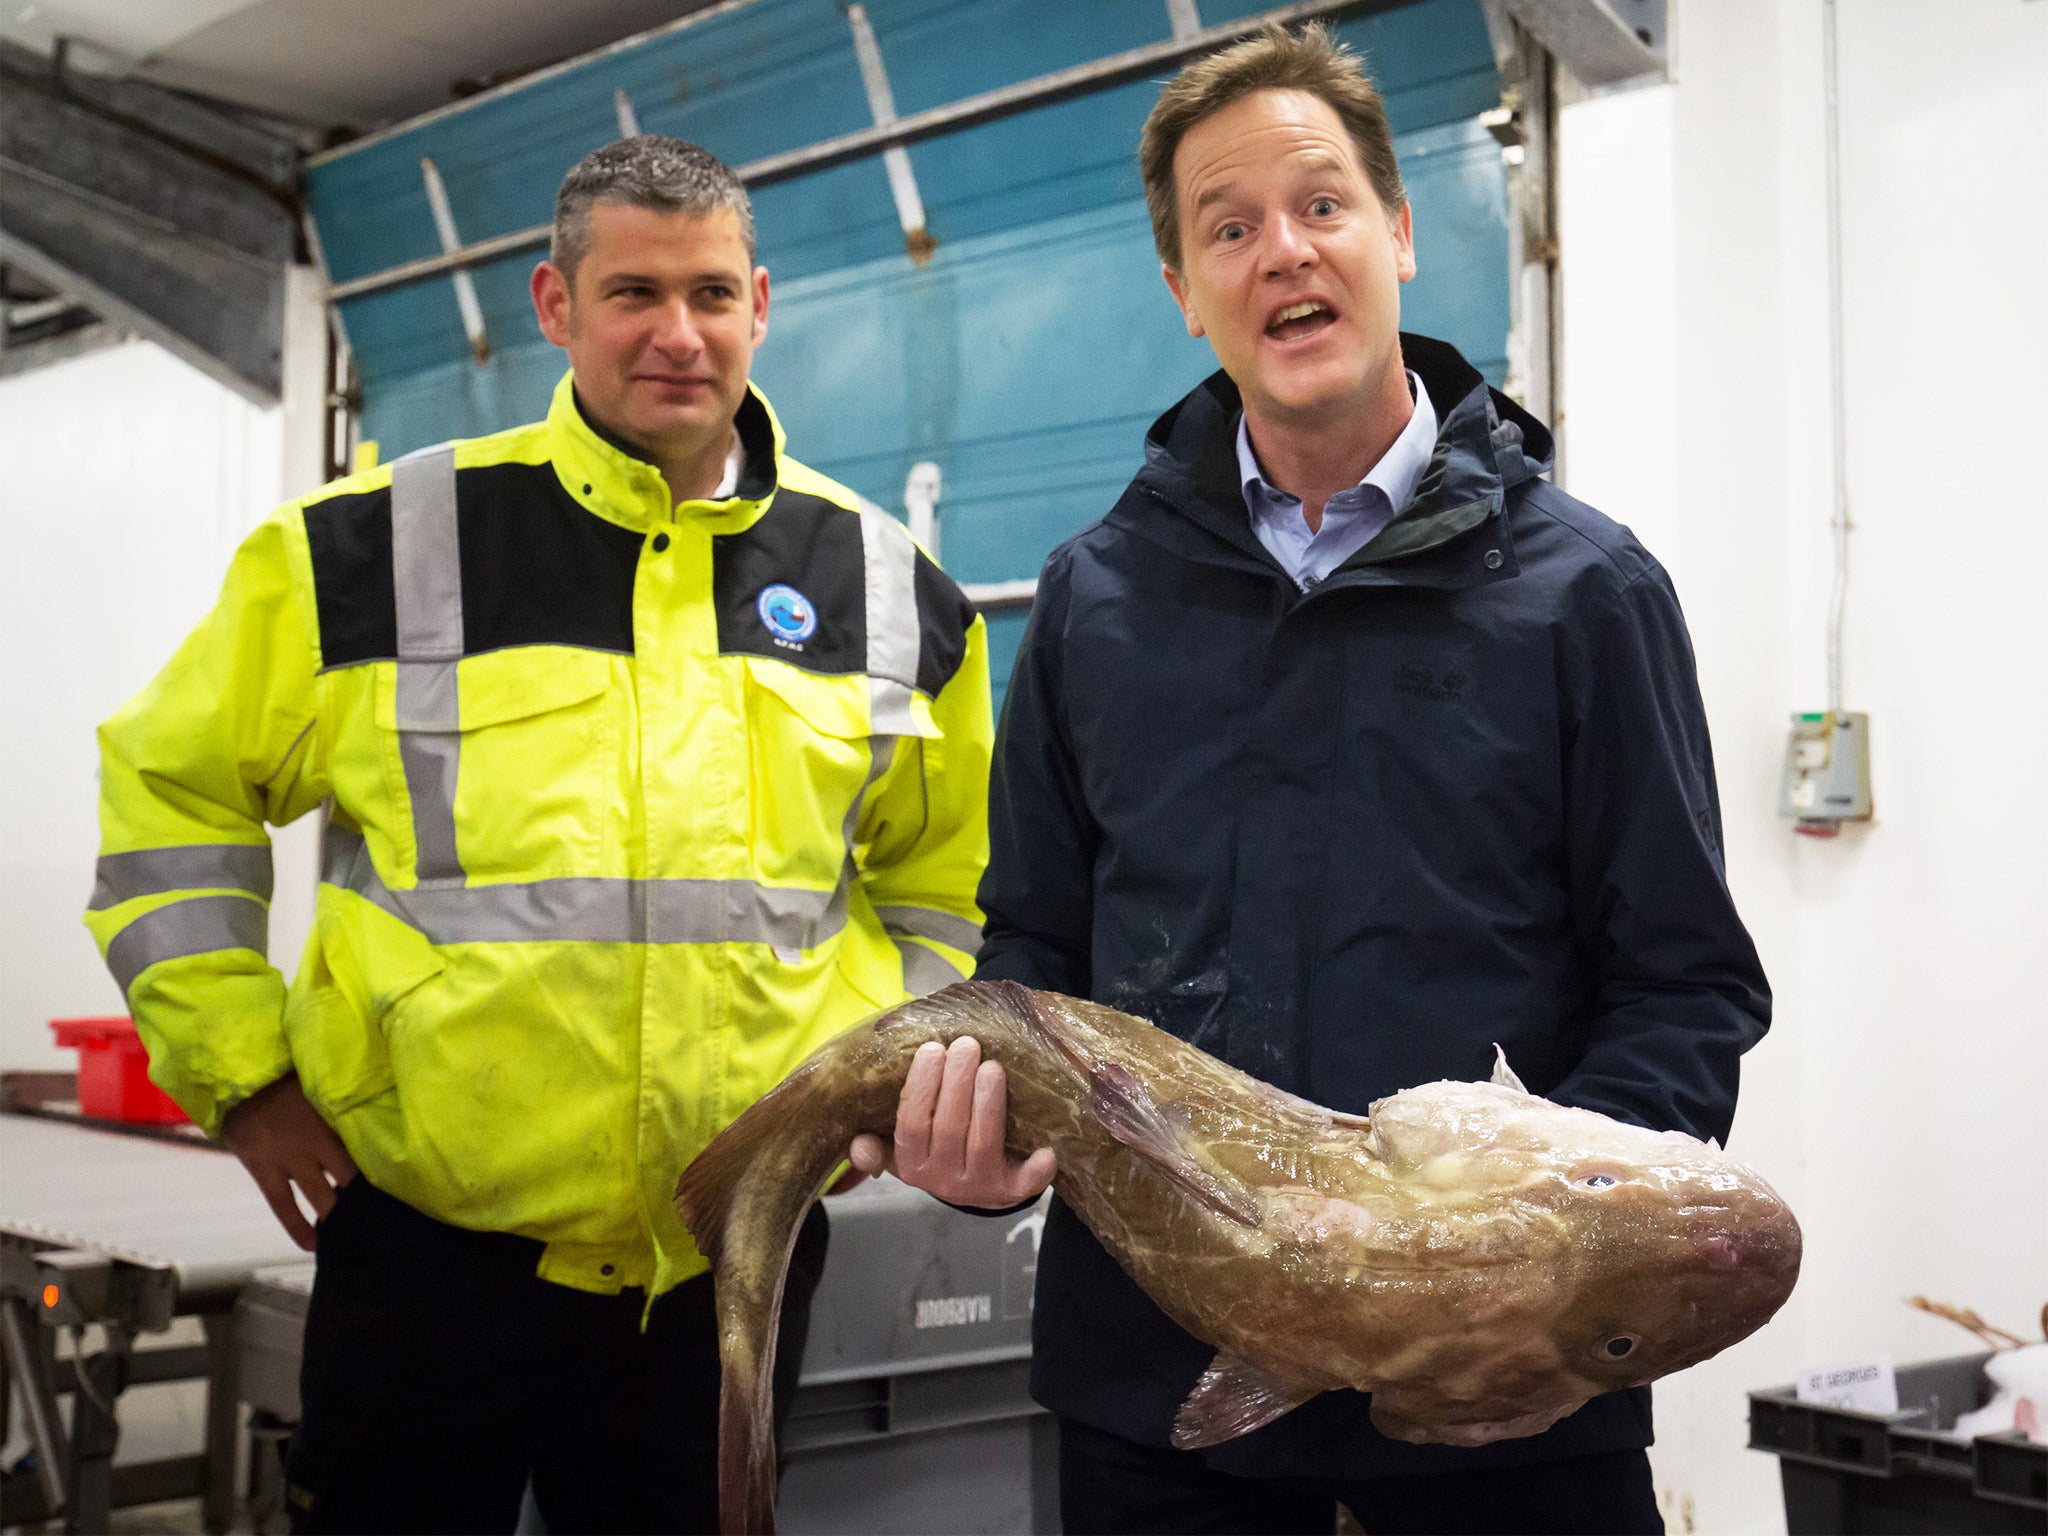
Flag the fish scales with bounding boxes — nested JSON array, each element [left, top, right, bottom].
[[676, 980, 1800, 1535]]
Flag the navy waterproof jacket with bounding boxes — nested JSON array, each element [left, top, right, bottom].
[[975, 333, 1771, 1478]]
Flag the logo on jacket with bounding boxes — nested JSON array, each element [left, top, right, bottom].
[[757, 584, 817, 648], [1394, 664, 1471, 703]]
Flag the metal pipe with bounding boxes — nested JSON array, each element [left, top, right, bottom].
[[419, 156, 491, 364], [7, 295, 76, 325], [962, 578, 1037, 612], [0, 1298, 68, 1515], [324, 0, 1397, 304], [847, 3, 930, 255], [1823, 0, 1849, 715]]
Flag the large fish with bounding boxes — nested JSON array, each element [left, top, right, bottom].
[[677, 980, 1800, 1533]]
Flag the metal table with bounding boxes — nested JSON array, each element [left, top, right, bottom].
[[0, 1112, 305, 1532]]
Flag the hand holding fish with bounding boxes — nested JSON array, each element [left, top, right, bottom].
[[845, 1035, 1058, 1209], [680, 982, 1800, 1534]]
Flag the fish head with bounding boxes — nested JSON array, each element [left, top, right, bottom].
[[1536, 1127, 1800, 1392], [1364, 1080, 1801, 1425]]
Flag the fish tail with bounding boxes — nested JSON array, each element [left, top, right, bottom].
[[676, 982, 1029, 1533], [676, 1035, 886, 1535]]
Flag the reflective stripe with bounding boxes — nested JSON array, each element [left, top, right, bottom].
[[868, 678, 917, 736], [89, 844, 273, 911], [399, 728, 464, 884], [394, 656, 459, 731], [105, 894, 268, 992], [858, 737, 896, 813], [394, 657, 464, 887], [840, 735, 896, 863], [822, 728, 912, 953], [322, 827, 847, 950], [875, 904, 982, 958], [859, 508, 921, 734], [389, 444, 467, 884], [897, 938, 969, 998], [390, 445, 463, 657]]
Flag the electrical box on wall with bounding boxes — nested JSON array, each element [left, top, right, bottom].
[[1779, 711, 1872, 836]]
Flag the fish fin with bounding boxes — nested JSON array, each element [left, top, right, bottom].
[[1171, 1353, 1320, 1448], [1488, 1044, 1529, 1094], [1019, 993, 1260, 1228], [1088, 1060, 1260, 1228]]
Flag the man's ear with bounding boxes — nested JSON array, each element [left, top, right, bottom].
[[531, 260, 573, 348], [1161, 262, 1205, 340], [751, 265, 770, 346], [1391, 201, 1417, 284]]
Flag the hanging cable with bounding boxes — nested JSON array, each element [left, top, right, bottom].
[[1823, 0, 1849, 716], [1783, 0, 1873, 835]]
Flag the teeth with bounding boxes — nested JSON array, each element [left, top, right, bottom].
[[1271, 300, 1328, 326]]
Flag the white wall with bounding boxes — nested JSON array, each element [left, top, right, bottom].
[[1562, 2, 2048, 1530], [0, 268, 329, 1071]]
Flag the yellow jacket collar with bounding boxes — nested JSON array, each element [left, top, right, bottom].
[[545, 370, 788, 533]]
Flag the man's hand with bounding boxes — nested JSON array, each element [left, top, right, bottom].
[[218, 1073, 357, 1250], [848, 1036, 1056, 1209]]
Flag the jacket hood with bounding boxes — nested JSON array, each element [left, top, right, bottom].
[[1114, 333, 1552, 585]]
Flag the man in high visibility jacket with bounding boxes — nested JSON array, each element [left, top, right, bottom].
[[85, 136, 993, 1533]]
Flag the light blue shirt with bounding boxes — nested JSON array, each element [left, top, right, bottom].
[[1236, 372, 1438, 590]]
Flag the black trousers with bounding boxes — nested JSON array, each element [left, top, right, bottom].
[[285, 1178, 829, 1535], [1058, 1417, 1664, 1536]]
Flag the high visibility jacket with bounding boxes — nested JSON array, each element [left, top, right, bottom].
[[86, 373, 992, 1296]]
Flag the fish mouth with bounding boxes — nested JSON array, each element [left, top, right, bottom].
[[1264, 296, 1339, 343]]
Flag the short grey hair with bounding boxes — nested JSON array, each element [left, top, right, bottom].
[[551, 135, 756, 279]]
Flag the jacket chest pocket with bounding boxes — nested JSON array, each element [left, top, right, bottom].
[[376, 648, 615, 882], [741, 657, 904, 886]]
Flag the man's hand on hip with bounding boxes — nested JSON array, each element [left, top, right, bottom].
[[218, 1073, 357, 1250], [847, 1036, 1056, 1209]]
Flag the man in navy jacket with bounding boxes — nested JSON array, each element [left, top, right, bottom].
[[849, 23, 1768, 1535]]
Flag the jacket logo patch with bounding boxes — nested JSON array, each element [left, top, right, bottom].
[[1394, 665, 1470, 703], [758, 584, 817, 649]]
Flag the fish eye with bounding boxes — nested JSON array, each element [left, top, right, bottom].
[[1581, 1173, 1619, 1190], [1604, 1335, 1638, 1359]]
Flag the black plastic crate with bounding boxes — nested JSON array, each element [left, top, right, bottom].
[[1749, 1353, 2048, 1534]]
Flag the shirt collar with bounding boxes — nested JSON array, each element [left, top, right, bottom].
[[1234, 370, 1439, 515], [546, 370, 783, 532], [710, 433, 744, 500]]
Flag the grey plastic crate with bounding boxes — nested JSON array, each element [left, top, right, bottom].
[[235, 1262, 316, 1420], [781, 1181, 1057, 1535], [801, 1179, 1047, 1380], [1749, 1352, 2048, 1534], [227, 1188, 1060, 1533]]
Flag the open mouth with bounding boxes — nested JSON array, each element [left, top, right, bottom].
[[1266, 299, 1337, 342]]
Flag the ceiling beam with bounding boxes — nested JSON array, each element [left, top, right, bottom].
[[1489, 0, 1665, 90], [0, 50, 296, 400]]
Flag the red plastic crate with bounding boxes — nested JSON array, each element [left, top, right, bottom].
[[49, 1016, 189, 1125]]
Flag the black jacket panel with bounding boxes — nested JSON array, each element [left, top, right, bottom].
[[976, 334, 1770, 1478]]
